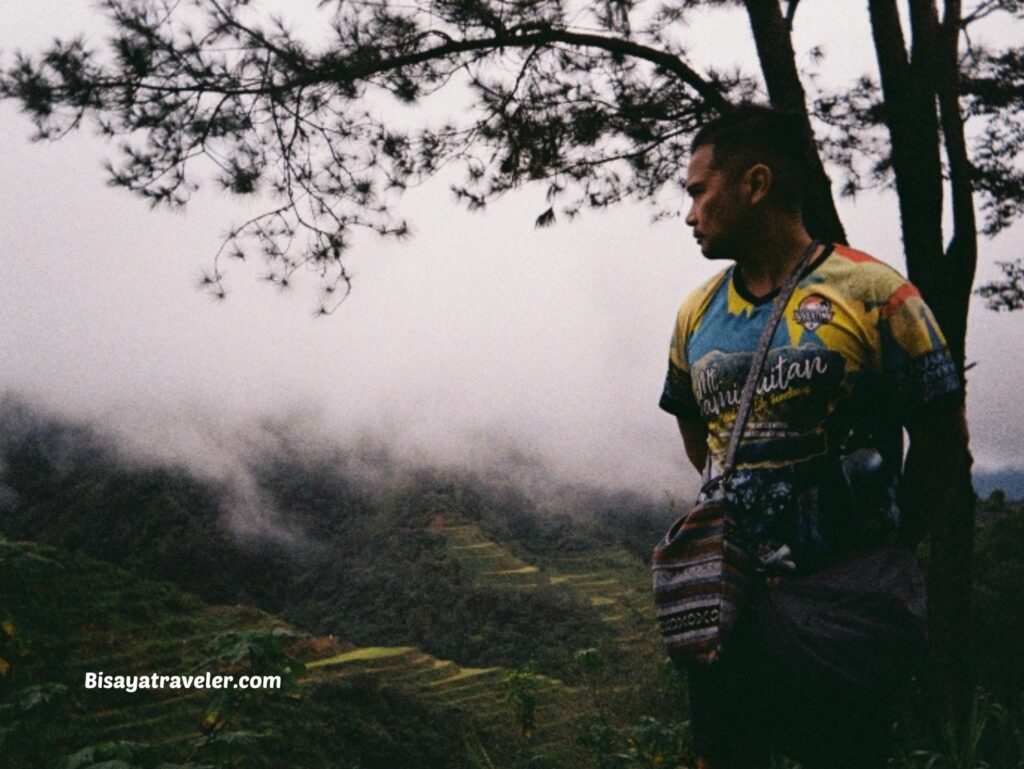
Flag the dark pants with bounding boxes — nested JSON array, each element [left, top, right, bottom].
[[683, 588, 897, 769]]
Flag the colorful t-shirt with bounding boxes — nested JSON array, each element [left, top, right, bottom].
[[659, 243, 963, 569]]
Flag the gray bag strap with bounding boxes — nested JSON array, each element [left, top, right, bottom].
[[720, 239, 821, 477]]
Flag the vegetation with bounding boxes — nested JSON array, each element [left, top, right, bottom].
[[0, 398, 633, 678], [2, 399, 1023, 767], [973, 496, 1024, 705], [0, 536, 479, 769], [3, 0, 1022, 314]]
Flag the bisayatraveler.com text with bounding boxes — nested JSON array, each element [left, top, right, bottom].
[[84, 672, 281, 692]]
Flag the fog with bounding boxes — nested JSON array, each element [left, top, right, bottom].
[[1, 0, 1021, 511]]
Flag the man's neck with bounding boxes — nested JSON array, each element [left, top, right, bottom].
[[733, 220, 815, 299]]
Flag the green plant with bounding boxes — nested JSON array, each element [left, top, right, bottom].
[[190, 628, 304, 746], [463, 727, 498, 769], [191, 730, 277, 769], [504, 664, 541, 741], [0, 682, 76, 768], [895, 689, 1024, 769], [64, 740, 162, 769], [578, 715, 694, 769]]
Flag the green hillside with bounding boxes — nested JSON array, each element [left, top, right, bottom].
[[304, 645, 595, 764], [4, 401, 1022, 769], [0, 402, 692, 768], [438, 517, 663, 670], [0, 534, 602, 769], [0, 401, 672, 693]]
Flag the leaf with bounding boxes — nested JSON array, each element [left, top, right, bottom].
[[18, 682, 69, 711], [65, 741, 150, 769], [534, 207, 556, 228]]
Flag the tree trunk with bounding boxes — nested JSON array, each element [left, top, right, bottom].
[[927, 0, 978, 736], [741, 2, 978, 734], [742, 0, 847, 245], [870, 0, 978, 737]]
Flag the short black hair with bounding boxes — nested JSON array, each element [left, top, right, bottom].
[[691, 104, 812, 211]]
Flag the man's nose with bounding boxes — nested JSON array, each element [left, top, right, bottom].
[[685, 204, 697, 227]]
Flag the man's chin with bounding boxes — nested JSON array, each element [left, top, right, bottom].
[[698, 242, 729, 261]]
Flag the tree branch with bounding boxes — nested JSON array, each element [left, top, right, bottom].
[[302, 26, 729, 110]]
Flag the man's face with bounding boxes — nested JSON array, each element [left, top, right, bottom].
[[684, 144, 750, 260]]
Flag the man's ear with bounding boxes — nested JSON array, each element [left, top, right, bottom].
[[745, 163, 772, 206]]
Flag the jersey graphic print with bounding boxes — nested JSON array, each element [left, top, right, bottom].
[[793, 294, 833, 331], [660, 245, 963, 569]]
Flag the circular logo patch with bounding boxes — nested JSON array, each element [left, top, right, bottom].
[[793, 294, 834, 331]]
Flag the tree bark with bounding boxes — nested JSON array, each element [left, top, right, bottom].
[[742, 0, 847, 245], [870, 0, 978, 737], [928, 0, 979, 736], [868, 0, 946, 286], [935, 0, 978, 367]]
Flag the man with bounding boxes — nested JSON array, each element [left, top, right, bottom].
[[659, 105, 970, 769]]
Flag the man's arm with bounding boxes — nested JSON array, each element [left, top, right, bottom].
[[676, 415, 709, 474], [899, 405, 971, 544]]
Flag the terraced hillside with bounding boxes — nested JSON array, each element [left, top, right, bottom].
[[0, 534, 587, 769], [306, 645, 593, 764], [438, 517, 663, 666]]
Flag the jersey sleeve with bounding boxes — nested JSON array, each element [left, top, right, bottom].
[[658, 274, 723, 420], [658, 320, 702, 419], [877, 281, 964, 426]]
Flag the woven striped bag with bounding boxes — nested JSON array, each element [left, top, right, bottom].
[[651, 484, 751, 663], [651, 240, 821, 664]]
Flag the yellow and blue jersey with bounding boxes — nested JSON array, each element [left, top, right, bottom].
[[660, 244, 963, 566]]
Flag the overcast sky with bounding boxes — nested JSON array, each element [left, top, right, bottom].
[[1, 0, 1021, 503]]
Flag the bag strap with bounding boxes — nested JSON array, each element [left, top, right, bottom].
[[720, 239, 821, 478]]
